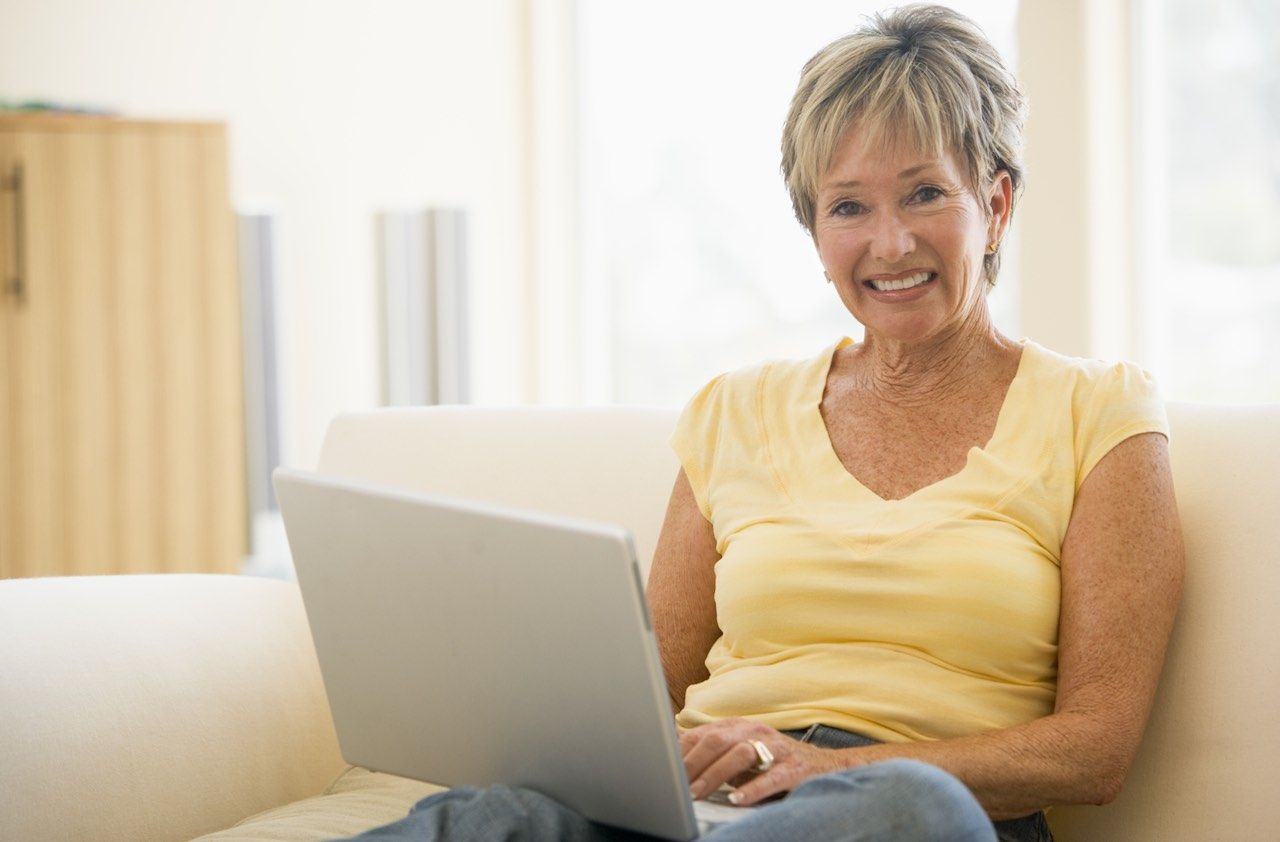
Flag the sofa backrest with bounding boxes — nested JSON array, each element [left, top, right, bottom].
[[316, 406, 680, 579], [1049, 402, 1280, 840], [316, 402, 1280, 840]]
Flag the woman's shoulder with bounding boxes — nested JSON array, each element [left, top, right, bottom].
[[1022, 339, 1160, 394], [1024, 337, 1157, 376], [1022, 340, 1166, 449]]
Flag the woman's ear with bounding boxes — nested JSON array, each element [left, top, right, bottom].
[[987, 169, 1013, 243]]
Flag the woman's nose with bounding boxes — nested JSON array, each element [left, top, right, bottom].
[[868, 211, 915, 262]]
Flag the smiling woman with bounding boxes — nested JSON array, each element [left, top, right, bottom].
[[650, 5, 1181, 842]]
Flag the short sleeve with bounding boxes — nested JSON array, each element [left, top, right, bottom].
[[1073, 361, 1169, 491], [669, 373, 727, 522]]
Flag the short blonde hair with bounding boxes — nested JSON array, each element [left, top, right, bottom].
[[781, 4, 1027, 284]]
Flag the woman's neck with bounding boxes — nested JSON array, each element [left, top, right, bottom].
[[845, 308, 1017, 409]]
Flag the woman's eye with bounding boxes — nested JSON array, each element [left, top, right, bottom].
[[832, 201, 863, 216], [911, 186, 943, 203]]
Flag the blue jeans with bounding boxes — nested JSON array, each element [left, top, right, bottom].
[[343, 725, 1052, 841], [784, 725, 1052, 842]]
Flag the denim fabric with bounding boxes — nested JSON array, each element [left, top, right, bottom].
[[786, 725, 1053, 842], [345, 783, 647, 841], [341, 725, 1052, 841]]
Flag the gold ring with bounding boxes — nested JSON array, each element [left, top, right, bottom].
[[747, 739, 774, 772]]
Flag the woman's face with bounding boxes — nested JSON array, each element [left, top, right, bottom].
[[813, 128, 1010, 347]]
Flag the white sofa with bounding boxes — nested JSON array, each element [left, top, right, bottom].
[[1, 404, 1277, 841]]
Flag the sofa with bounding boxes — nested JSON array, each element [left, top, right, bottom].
[[1, 403, 1277, 841]]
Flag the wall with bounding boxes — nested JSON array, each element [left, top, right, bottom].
[[0, 0, 529, 468]]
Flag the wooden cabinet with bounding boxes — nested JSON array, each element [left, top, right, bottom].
[[0, 115, 247, 577]]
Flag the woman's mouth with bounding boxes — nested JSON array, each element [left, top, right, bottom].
[[865, 271, 935, 292]]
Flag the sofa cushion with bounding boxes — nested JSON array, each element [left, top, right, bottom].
[[195, 766, 444, 841]]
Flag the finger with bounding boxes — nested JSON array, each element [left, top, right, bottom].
[[680, 719, 769, 785], [678, 727, 709, 761], [680, 718, 743, 742], [682, 727, 745, 784], [688, 740, 759, 799], [726, 764, 801, 807]]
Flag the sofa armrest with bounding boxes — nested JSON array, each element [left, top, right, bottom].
[[0, 574, 346, 841]]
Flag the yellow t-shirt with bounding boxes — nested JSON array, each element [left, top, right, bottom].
[[670, 337, 1168, 744]]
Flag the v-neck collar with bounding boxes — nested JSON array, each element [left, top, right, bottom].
[[806, 336, 1035, 504]]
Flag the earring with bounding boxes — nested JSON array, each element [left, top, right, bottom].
[[987, 241, 1000, 255]]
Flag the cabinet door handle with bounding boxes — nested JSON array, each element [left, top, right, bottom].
[[3, 163, 25, 307]]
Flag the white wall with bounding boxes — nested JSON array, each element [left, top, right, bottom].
[[0, 0, 529, 468]]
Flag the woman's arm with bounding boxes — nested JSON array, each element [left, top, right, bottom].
[[697, 431, 1184, 819], [646, 468, 722, 715]]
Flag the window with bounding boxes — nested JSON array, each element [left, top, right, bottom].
[[1137, 0, 1280, 403]]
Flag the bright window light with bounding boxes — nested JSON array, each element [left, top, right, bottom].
[[1137, 0, 1280, 404]]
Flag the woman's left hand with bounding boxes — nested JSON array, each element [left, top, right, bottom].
[[680, 718, 850, 807]]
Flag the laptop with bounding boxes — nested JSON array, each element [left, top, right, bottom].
[[272, 468, 758, 840]]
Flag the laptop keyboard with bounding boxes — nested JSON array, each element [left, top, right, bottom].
[[693, 787, 759, 833]]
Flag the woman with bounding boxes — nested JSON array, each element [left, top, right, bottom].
[[352, 5, 1183, 840], [654, 4, 1182, 841]]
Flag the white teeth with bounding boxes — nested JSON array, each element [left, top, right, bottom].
[[869, 271, 932, 292]]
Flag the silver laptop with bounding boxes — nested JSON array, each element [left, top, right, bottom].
[[273, 468, 756, 840]]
